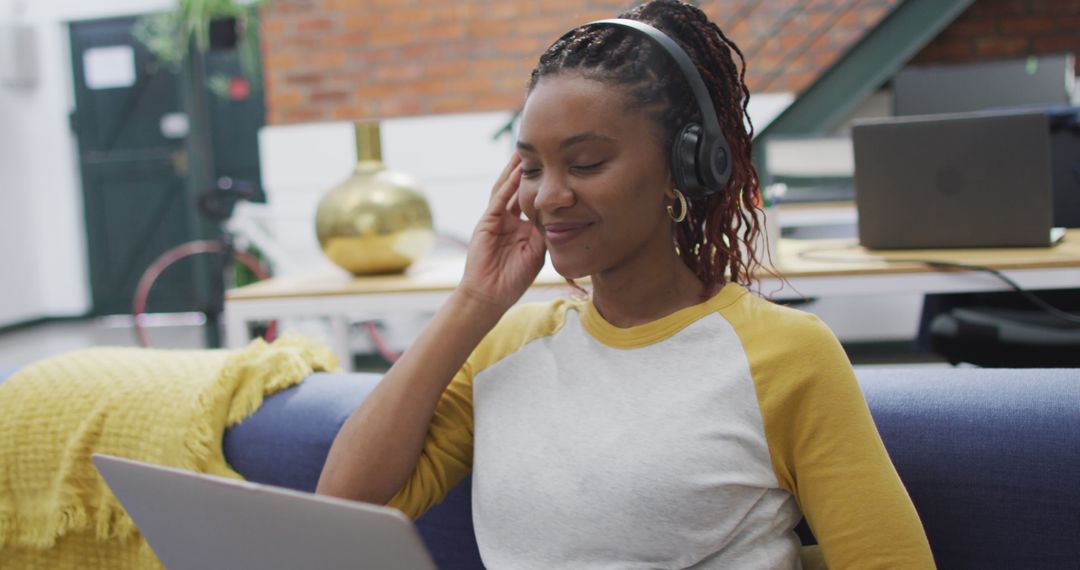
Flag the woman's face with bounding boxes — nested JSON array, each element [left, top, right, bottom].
[[516, 73, 675, 280]]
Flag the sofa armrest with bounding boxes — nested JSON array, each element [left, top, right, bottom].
[[224, 372, 382, 492], [223, 372, 483, 569]]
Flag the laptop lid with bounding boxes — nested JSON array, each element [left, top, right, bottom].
[[853, 110, 1057, 249], [92, 454, 436, 570]]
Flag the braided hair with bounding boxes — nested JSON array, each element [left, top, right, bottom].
[[528, 0, 764, 294]]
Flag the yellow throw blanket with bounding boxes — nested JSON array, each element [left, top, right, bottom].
[[0, 335, 338, 569]]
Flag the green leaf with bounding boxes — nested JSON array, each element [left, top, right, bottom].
[[134, 0, 269, 86]]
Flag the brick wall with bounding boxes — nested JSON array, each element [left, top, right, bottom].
[[260, 0, 899, 125], [911, 0, 1080, 72], [261, 0, 628, 124]]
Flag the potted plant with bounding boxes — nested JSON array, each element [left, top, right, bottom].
[[133, 0, 266, 93]]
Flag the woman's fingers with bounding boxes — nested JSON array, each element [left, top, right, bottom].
[[505, 186, 523, 217], [489, 154, 522, 198], [489, 165, 523, 214]]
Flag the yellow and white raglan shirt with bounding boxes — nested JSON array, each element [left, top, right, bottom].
[[387, 284, 934, 569]]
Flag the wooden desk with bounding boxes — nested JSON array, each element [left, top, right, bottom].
[[223, 258, 573, 359], [774, 230, 1080, 296], [224, 230, 1080, 363]]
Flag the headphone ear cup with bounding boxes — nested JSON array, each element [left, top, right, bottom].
[[707, 134, 732, 191], [671, 123, 704, 198]]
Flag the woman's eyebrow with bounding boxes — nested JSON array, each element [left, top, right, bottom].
[[516, 132, 617, 153]]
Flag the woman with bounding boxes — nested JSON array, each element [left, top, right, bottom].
[[318, 1, 934, 568]]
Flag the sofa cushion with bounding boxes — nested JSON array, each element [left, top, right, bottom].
[[857, 367, 1080, 569]]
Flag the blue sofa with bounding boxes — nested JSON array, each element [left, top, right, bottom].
[[223, 368, 1080, 569], [4, 366, 1078, 568]]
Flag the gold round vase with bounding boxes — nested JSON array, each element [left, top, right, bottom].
[[315, 122, 434, 275]]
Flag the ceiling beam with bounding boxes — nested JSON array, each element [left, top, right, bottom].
[[756, 0, 974, 140]]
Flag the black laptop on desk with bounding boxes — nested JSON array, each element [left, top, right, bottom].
[[852, 110, 1068, 249]]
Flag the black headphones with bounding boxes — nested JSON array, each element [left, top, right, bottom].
[[580, 18, 733, 198]]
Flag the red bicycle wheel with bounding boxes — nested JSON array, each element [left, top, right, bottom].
[[132, 240, 276, 347]]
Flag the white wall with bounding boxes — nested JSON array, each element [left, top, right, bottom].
[[0, 0, 173, 327]]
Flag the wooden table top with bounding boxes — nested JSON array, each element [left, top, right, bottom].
[[777, 229, 1080, 276]]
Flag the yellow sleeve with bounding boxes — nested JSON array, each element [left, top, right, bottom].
[[729, 299, 935, 569], [385, 362, 475, 520], [385, 299, 571, 520]]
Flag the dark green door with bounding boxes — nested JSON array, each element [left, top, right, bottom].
[[70, 16, 202, 316]]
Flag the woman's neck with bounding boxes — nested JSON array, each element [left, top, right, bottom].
[[589, 245, 710, 329]]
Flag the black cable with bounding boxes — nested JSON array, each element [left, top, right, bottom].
[[797, 244, 1080, 326]]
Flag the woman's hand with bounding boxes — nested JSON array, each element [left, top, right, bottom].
[[319, 159, 541, 503], [458, 154, 546, 312]]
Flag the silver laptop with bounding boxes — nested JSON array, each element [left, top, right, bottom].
[[853, 110, 1065, 249], [92, 454, 436, 570]]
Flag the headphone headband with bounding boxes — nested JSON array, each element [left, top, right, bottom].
[[585, 19, 724, 144]]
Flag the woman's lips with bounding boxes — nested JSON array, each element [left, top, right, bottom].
[[543, 222, 592, 246]]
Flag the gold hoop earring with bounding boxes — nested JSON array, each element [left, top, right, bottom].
[[667, 189, 688, 223]]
